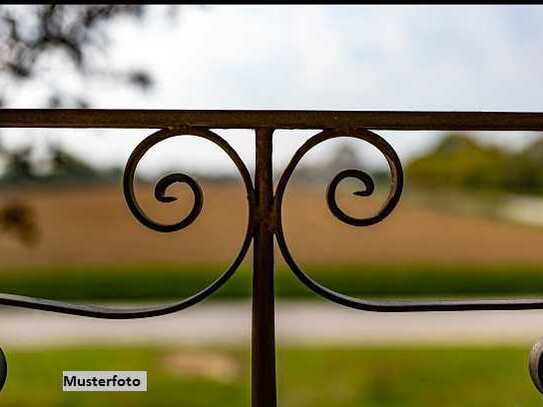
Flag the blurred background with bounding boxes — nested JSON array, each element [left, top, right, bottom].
[[2, 4, 543, 406]]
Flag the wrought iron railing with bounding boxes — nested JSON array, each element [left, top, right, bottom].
[[1, 109, 543, 404]]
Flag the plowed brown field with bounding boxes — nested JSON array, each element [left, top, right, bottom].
[[0, 182, 542, 268]]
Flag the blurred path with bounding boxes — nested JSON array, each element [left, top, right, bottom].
[[2, 300, 543, 348]]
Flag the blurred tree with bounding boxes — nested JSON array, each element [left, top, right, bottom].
[[0, 201, 38, 246], [1, 145, 36, 184], [0, 5, 182, 246], [505, 138, 543, 194], [48, 143, 97, 181], [407, 133, 510, 192], [0, 5, 180, 107], [0, 6, 188, 246]]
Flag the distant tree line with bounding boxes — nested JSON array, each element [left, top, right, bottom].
[[408, 133, 543, 195], [0, 140, 248, 188], [6, 132, 543, 194], [0, 141, 121, 187]]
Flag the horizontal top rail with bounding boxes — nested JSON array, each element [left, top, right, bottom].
[[0, 109, 543, 131]]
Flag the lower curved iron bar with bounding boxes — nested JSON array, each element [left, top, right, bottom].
[[276, 269, 543, 312], [0, 275, 236, 319]]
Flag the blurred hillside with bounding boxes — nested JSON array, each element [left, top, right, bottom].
[[408, 132, 543, 195]]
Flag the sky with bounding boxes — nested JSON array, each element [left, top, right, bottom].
[[4, 5, 543, 177]]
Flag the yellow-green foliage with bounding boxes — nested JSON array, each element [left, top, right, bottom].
[[407, 133, 543, 194]]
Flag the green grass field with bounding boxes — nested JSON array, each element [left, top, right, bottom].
[[3, 263, 543, 302], [1, 345, 540, 406]]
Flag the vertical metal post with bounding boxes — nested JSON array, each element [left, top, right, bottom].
[[252, 128, 277, 407]]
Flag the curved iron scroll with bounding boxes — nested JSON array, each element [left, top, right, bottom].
[[275, 128, 543, 312], [0, 128, 255, 319]]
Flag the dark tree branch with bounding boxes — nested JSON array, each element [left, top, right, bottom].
[[0, 5, 171, 107]]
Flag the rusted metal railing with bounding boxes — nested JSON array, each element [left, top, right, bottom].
[[1, 109, 543, 405]]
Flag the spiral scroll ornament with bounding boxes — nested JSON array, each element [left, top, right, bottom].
[[0, 128, 254, 320], [274, 128, 408, 311], [122, 129, 207, 233]]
